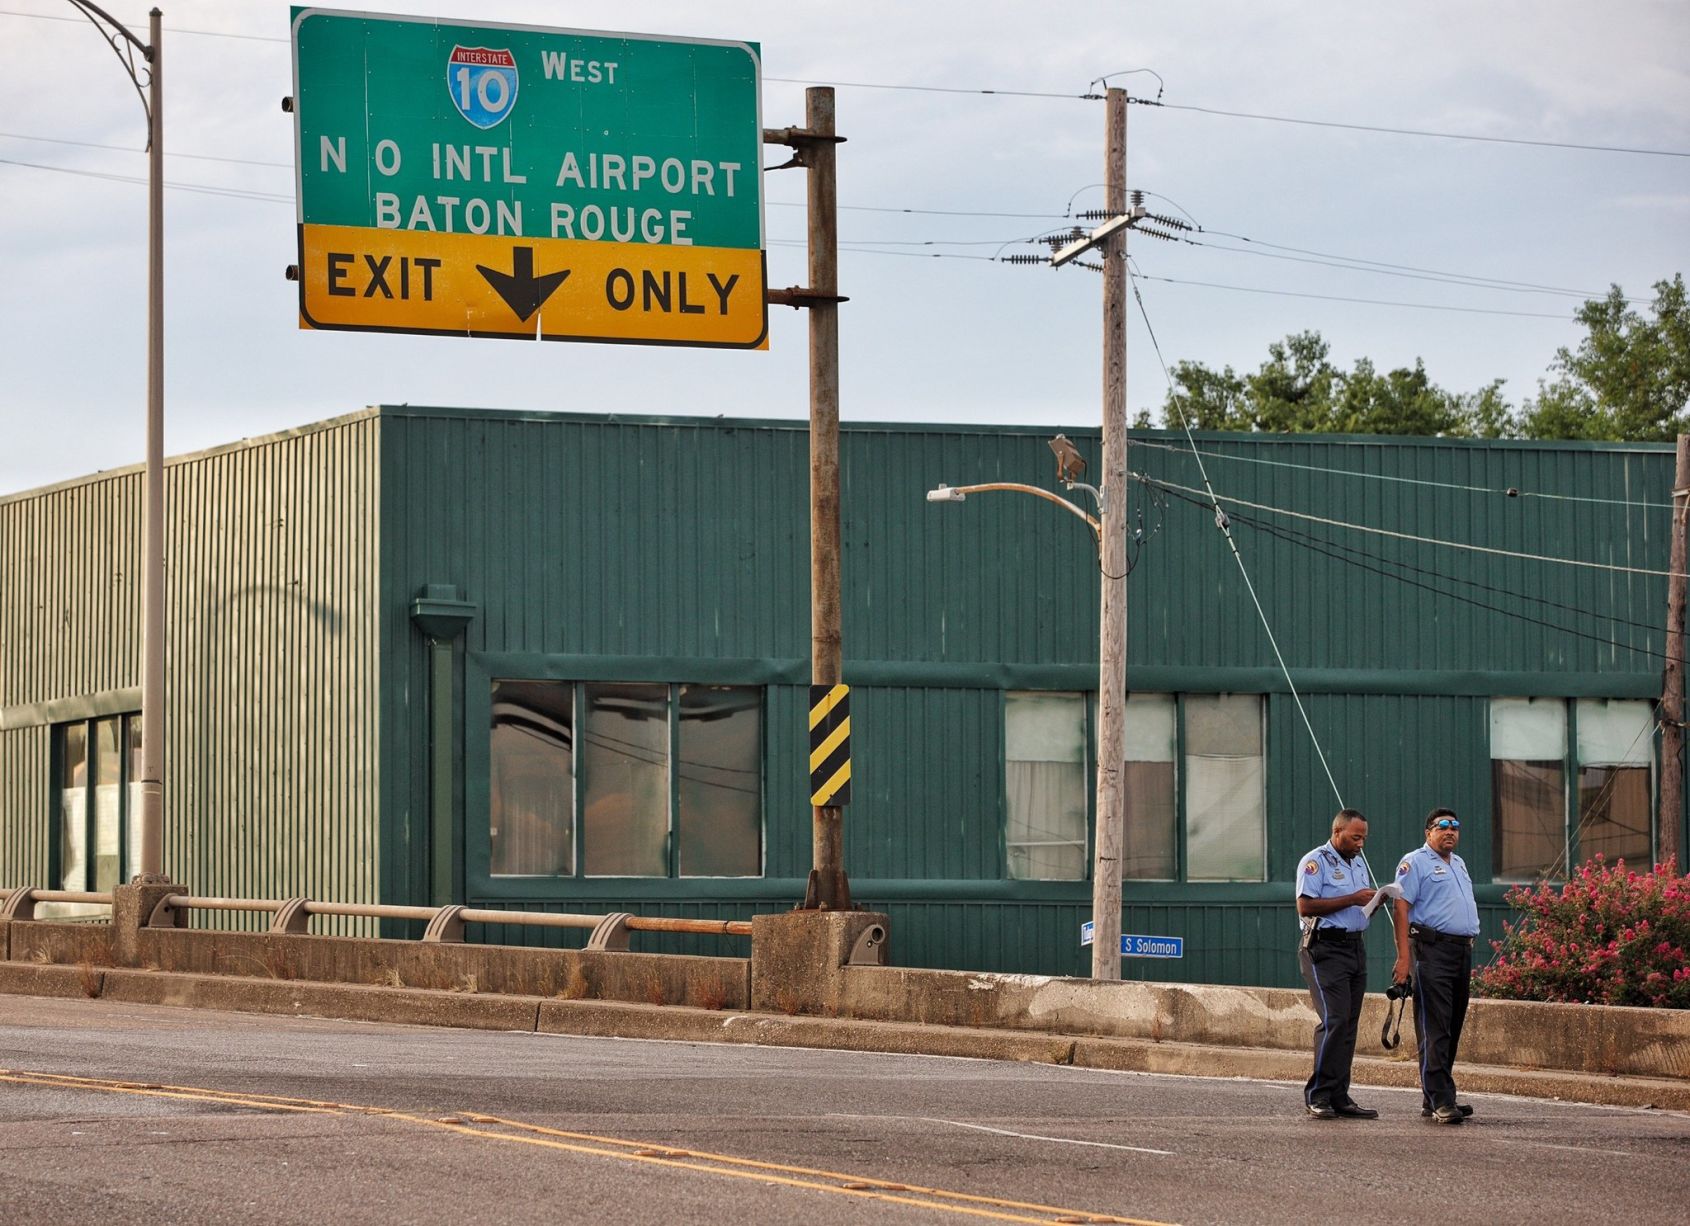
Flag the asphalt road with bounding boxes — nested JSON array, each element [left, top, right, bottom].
[[2, 995, 1687, 1225]]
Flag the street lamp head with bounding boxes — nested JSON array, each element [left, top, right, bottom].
[[926, 484, 966, 503]]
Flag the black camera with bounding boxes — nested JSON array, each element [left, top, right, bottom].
[[1386, 979, 1413, 1001]]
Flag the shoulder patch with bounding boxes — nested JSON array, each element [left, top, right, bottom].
[[1397, 860, 1411, 876], [1304, 860, 1319, 875]]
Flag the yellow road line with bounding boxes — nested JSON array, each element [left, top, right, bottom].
[[0, 1069, 1173, 1225]]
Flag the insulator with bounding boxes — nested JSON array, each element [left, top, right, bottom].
[[1000, 254, 1047, 265], [1130, 190, 1145, 206]]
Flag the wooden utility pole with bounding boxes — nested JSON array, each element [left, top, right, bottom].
[[765, 89, 851, 910], [1091, 88, 1128, 979], [805, 86, 849, 910], [1660, 432, 1689, 868]]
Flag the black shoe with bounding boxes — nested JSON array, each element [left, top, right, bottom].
[[1335, 1103, 1379, 1119], [1427, 1104, 1466, 1125], [1420, 1104, 1474, 1119], [1306, 1101, 1337, 1120]]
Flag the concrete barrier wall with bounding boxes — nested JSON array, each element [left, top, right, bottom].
[[835, 965, 1690, 1081]]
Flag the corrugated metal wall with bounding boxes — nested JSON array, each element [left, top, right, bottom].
[[377, 411, 1676, 986], [0, 414, 382, 924]]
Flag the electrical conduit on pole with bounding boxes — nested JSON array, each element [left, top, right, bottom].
[[139, 5, 167, 881]]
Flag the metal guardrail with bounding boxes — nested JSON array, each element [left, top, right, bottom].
[[0, 888, 115, 919], [150, 894, 753, 950]]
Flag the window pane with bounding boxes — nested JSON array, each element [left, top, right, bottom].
[[1492, 698, 1567, 879], [92, 717, 122, 891], [1123, 693, 1176, 880], [677, 686, 762, 877], [59, 724, 88, 891], [1185, 694, 1265, 881], [127, 717, 144, 878], [489, 681, 575, 876], [1578, 766, 1651, 867], [1493, 760, 1565, 878], [1005, 692, 1087, 881], [582, 683, 669, 877]]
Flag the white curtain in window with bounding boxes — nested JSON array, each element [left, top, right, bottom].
[[1184, 694, 1265, 881], [1491, 697, 1566, 760], [1575, 700, 1653, 766], [1005, 692, 1087, 881]]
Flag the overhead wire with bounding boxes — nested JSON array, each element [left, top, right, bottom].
[[1140, 482, 1683, 667], [1129, 437, 1676, 510], [5, 6, 1683, 157], [1143, 473, 1688, 579], [1127, 263, 1349, 814]]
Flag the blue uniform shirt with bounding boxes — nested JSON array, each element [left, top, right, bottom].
[[1395, 844, 1480, 936], [1296, 841, 1373, 932]]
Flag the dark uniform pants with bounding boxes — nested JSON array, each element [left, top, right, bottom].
[[1411, 935, 1472, 1110], [1298, 935, 1365, 1107]]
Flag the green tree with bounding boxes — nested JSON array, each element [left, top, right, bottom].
[[1156, 329, 1506, 437], [1519, 275, 1690, 442]]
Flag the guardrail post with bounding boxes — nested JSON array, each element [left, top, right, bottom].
[[750, 910, 888, 1016], [270, 898, 313, 934], [585, 913, 633, 952], [422, 904, 466, 943], [0, 887, 40, 960], [113, 880, 185, 967]]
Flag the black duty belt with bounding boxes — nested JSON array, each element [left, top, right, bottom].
[[1410, 926, 1474, 947], [1309, 928, 1365, 943]]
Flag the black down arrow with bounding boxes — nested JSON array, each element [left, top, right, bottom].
[[476, 247, 570, 322]]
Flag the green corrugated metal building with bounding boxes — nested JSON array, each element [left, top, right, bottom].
[[2, 406, 1681, 985]]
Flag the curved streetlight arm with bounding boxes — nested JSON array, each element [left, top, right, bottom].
[[66, 1, 154, 130], [927, 482, 1101, 541]]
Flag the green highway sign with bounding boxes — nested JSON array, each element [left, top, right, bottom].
[[290, 7, 767, 346]]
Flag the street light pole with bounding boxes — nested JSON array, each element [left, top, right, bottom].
[[67, 2, 167, 881], [1091, 87, 1128, 980], [139, 5, 166, 881]]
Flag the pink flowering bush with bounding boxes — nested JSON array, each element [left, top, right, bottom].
[[1472, 856, 1690, 1009]]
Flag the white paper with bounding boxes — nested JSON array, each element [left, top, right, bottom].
[[1362, 881, 1403, 918]]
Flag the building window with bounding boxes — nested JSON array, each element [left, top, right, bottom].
[[489, 680, 763, 879], [1183, 693, 1267, 882], [54, 713, 142, 893], [1123, 692, 1177, 880], [1005, 692, 1089, 880], [1491, 697, 1654, 879], [1004, 690, 1267, 883]]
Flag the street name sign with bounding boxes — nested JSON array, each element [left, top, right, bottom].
[[1080, 922, 1185, 959], [290, 8, 767, 347]]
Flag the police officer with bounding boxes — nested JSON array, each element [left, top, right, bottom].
[[1296, 808, 1380, 1120], [1391, 807, 1482, 1125]]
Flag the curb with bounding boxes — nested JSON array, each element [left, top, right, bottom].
[[4, 964, 1686, 1111]]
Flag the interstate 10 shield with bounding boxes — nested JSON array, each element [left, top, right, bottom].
[[447, 45, 518, 129]]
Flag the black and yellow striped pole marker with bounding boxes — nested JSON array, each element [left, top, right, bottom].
[[809, 684, 852, 807]]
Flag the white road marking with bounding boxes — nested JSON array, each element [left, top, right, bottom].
[[1488, 1138, 1648, 1159], [831, 1112, 1176, 1156]]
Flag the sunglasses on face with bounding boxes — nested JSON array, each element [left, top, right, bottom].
[[1432, 819, 1461, 831]]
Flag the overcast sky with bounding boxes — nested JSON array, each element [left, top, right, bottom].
[[2, 0, 1686, 494]]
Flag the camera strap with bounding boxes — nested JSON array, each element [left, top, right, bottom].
[[1381, 991, 1409, 1050]]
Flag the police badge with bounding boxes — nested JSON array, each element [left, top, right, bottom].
[[448, 45, 519, 129]]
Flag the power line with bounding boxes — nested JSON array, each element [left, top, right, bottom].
[[1129, 271, 1574, 320], [0, 130, 291, 169], [1140, 471, 1687, 579], [1182, 234, 1630, 304], [1144, 99, 1690, 159], [1155, 487, 1678, 656], [7, 8, 1683, 158], [1130, 437, 1676, 511], [1194, 229, 1632, 302], [0, 156, 290, 202]]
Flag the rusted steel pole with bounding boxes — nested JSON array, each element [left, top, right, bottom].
[[1660, 433, 1689, 868], [805, 86, 850, 910], [1090, 88, 1128, 980]]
